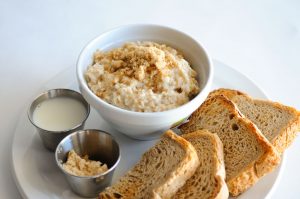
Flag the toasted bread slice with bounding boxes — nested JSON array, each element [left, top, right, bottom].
[[209, 88, 300, 153], [99, 130, 199, 199], [173, 130, 228, 199], [179, 95, 280, 196]]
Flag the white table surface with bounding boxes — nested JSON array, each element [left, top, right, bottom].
[[1, 0, 299, 198]]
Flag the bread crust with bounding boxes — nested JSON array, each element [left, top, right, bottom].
[[177, 130, 229, 199], [99, 130, 199, 199], [152, 130, 200, 198], [208, 88, 300, 154], [272, 115, 300, 153], [179, 95, 280, 196], [226, 119, 280, 196], [212, 133, 229, 199]]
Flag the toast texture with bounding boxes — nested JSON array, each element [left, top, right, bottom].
[[99, 130, 199, 199], [173, 130, 229, 199], [209, 88, 300, 153], [179, 95, 280, 196]]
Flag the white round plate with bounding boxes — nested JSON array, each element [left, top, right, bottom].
[[11, 60, 285, 199]]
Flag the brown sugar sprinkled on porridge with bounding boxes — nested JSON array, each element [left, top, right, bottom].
[[85, 41, 200, 112]]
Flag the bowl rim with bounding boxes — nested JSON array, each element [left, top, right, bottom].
[[76, 24, 213, 117], [55, 129, 121, 179], [27, 88, 90, 133]]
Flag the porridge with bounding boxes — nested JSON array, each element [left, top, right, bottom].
[[85, 41, 200, 112], [63, 150, 108, 176]]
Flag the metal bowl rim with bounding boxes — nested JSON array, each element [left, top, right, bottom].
[[27, 88, 90, 133]]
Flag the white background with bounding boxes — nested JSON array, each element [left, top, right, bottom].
[[1, 0, 300, 198]]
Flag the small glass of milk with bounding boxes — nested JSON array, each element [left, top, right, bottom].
[[28, 89, 90, 151]]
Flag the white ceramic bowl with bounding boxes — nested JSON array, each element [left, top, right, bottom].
[[76, 24, 213, 140]]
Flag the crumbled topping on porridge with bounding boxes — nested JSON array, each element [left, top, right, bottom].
[[85, 41, 199, 112], [63, 150, 108, 176]]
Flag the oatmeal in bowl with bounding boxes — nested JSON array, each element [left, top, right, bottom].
[[76, 24, 213, 139], [85, 41, 200, 112]]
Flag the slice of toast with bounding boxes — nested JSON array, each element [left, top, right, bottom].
[[99, 130, 199, 199], [173, 130, 228, 199], [209, 88, 300, 153], [179, 95, 280, 196]]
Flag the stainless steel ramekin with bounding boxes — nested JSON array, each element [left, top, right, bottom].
[[28, 88, 90, 151], [55, 129, 121, 197]]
